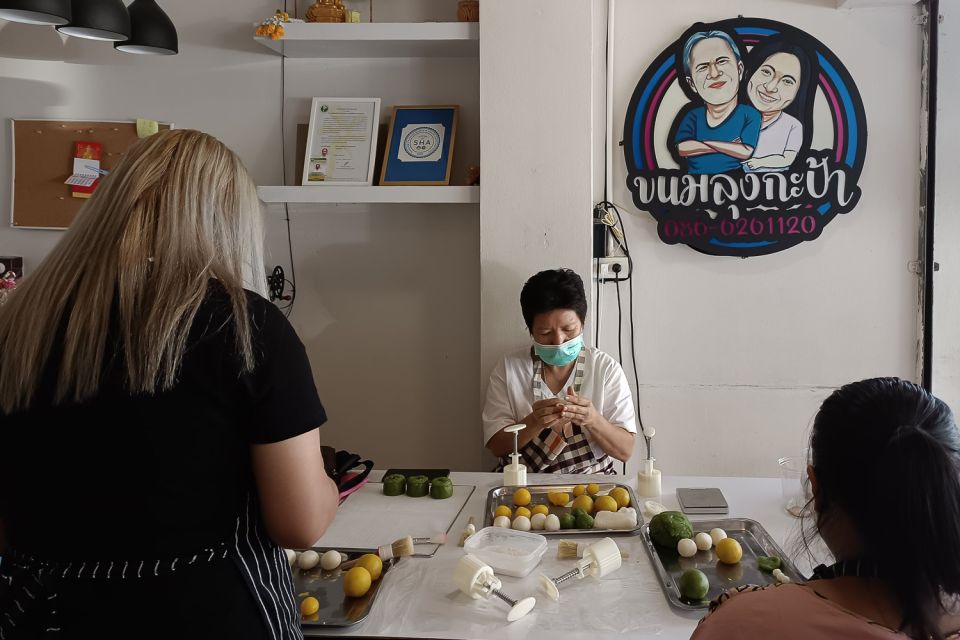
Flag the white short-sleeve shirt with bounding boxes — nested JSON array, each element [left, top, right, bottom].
[[749, 112, 803, 163], [482, 346, 638, 459]]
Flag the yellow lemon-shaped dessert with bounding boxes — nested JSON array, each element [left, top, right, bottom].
[[548, 492, 570, 507], [494, 505, 513, 519], [716, 538, 743, 565], [343, 567, 372, 598], [355, 554, 383, 581], [513, 488, 532, 507], [300, 596, 320, 616], [572, 495, 594, 514], [594, 495, 619, 513], [609, 487, 631, 509]]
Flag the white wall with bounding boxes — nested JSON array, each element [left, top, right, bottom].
[[1, 0, 930, 477], [479, 0, 606, 465], [603, 0, 922, 477], [933, 2, 960, 412], [0, 0, 482, 470]]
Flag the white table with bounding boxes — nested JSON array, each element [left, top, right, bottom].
[[305, 471, 819, 639]]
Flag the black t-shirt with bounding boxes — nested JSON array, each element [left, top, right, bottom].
[[0, 282, 326, 560]]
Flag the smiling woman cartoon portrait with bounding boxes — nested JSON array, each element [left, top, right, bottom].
[[741, 40, 816, 172]]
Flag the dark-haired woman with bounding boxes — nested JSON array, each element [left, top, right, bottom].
[[482, 269, 636, 474], [691, 377, 960, 640], [741, 41, 813, 173]]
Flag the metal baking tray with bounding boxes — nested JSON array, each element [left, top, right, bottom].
[[640, 517, 805, 610], [293, 547, 393, 629], [484, 483, 643, 536]]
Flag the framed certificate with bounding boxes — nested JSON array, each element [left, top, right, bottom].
[[302, 97, 381, 186], [380, 105, 458, 186]]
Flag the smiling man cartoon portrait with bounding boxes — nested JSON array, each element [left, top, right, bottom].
[[672, 30, 762, 174]]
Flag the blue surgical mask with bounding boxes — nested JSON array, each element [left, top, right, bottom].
[[533, 334, 584, 366]]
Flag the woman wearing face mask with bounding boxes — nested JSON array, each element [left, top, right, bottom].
[[741, 41, 814, 173], [691, 378, 960, 640], [482, 269, 637, 474]]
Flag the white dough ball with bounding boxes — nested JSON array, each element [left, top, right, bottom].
[[284, 548, 297, 566], [512, 516, 532, 531], [494, 515, 511, 528], [710, 528, 728, 546], [695, 532, 713, 551], [530, 513, 547, 530], [320, 549, 342, 571], [298, 549, 320, 570], [677, 538, 698, 558], [544, 514, 561, 531]]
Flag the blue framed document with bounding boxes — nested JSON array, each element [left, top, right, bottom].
[[380, 105, 459, 185]]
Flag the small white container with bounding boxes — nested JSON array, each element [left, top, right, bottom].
[[637, 458, 662, 498], [463, 527, 548, 578]]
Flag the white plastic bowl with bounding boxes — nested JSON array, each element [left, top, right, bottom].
[[463, 526, 548, 577]]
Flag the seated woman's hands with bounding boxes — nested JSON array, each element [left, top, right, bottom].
[[527, 398, 570, 434], [561, 386, 601, 429]]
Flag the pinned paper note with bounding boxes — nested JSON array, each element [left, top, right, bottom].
[[136, 118, 159, 138]]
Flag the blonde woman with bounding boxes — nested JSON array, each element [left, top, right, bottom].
[[0, 130, 338, 639]]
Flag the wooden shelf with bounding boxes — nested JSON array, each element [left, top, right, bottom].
[[257, 185, 479, 204], [254, 22, 479, 58]]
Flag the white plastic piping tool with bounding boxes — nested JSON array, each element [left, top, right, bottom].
[[502, 424, 527, 486], [642, 424, 656, 462], [455, 554, 536, 622], [538, 537, 622, 602]]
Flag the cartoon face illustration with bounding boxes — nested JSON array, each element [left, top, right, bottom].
[[747, 52, 802, 114], [685, 36, 743, 105]]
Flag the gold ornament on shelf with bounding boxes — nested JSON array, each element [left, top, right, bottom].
[[255, 9, 290, 40], [306, 0, 346, 23], [457, 0, 479, 22]]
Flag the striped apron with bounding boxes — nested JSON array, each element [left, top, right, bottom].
[[0, 493, 301, 639], [496, 349, 615, 475]]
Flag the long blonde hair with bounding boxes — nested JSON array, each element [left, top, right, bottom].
[[0, 129, 267, 413]]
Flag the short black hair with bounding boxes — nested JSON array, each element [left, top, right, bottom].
[[519, 269, 588, 333]]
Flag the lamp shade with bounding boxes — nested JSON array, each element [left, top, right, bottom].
[[114, 0, 177, 55], [56, 0, 129, 41], [0, 0, 70, 25]]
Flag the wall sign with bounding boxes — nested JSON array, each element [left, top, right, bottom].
[[623, 18, 867, 257]]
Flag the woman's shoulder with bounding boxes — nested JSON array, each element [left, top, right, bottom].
[[585, 347, 625, 375], [201, 281, 282, 326], [193, 282, 293, 356], [694, 584, 811, 637], [782, 111, 803, 128], [501, 346, 535, 367], [694, 583, 904, 639]]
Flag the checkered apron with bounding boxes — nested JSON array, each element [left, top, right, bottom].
[[496, 349, 615, 475]]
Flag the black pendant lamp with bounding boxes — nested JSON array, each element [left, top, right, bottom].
[[0, 0, 71, 25], [114, 0, 177, 55], [56, 0, 129, 42]]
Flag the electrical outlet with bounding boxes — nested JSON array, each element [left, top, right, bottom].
[[593, 257, 629, 282]]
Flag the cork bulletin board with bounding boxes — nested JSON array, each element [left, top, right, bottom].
[[9, 119, 172, 229]]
